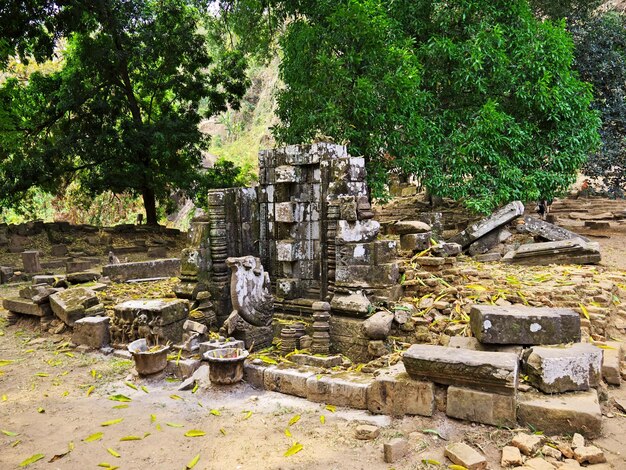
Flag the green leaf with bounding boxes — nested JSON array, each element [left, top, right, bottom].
[[2, 429, 18, 436]]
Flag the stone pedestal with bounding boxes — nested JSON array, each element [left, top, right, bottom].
[[311, 301, 331, 354]]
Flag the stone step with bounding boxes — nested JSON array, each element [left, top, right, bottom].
[[402, 344, 519, 394], [517, 389, 602, 438], [470, 305, 580, 345]]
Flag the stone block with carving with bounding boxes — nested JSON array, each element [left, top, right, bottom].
[[222, 256, 274, 349]]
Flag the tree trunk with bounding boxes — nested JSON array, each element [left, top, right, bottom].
[[142, 187, 158, 226]]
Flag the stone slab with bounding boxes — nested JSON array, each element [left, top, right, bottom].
[[468, 228, 512, 256], [444, 442, 487, 470], [449, 201, 524, 248], [113, 299, 189, 326], [470, 305, 580, 345], [264, 366, 316, 398], [402, 344, 518, 394], [523, 343, 602, 393], [367, 364, 435, 417], [502, 238, 601, 266], [518, 215, 589, 242], [517, 390, 602, 438], [306, 374, 371, 409], [2, 297, 52, 317], [102, 258, 181, 282], [446, 386, 516, 426]]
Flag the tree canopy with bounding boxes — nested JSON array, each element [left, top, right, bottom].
[[571, 12, 626, 195], [260, 0, 600, 211], [0, 0, 248, 224]]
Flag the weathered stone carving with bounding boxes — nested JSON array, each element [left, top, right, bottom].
[[222, 256, 274, 349]]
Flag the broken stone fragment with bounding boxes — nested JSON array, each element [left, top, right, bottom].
[[600, 341, 623, 385], [523, 457, 557, 470], [383, 437, 409, 463], [354, 424, 379, 440], [393, 220, 431, 235], [501, 446, 523, 467], [522, 343, 602, 393], [448, 201, 524, 248], [541, 445, 562, 460], [518, 215, 589, 242], [573, 446, 606, 465], [571, 433, 585, 449], [72, 316, 110, 349], [446, 386, 516, 426], [511, 433, 543, 456], [444, 442, 487, 470], [362, 310, 394, 340]]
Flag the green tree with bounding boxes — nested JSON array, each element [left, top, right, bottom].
[[224, 0, 600, 211], [571, 12, 626, 195], [0, 0, 249, 224]]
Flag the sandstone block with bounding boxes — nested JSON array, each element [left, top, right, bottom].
[[573, 446, 606, 465], [400, 233, 432, 251], [355, 424, 379, 440], [446, 386, 516, 426], [368, 366, 434, 417], [402, 344, 518, 394], [524, 457, 558, 470], [501, 446, 523, 467], [601, 341, 623, 385], [383, 438, 409, 463], [394, 220, 431, 235], [336, 220, 380, 244], [2, 297, 52, 317], [448, 336, 523, 355], [49, 287, 99, 326], [21, 250, 41, 273], [167, 358, 202, 379], [330, 291, 371, 318], [444, 442, 487, 470], [523, 343, 602, 393], [102, 258, 181, 282], [264, 367, 315, 398], [517, 390, 602, 438], [362, 311, 394, 339], [449, 201, 524, 248], [518, 215, 589, 242], [306, 374, 371, 409], [72, 316, 110, 349], [470, 305, 580, 345]]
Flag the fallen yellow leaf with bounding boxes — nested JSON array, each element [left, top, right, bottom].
[[107, 448, 121, 458], [84, 432, 104, 442], [288, 415, 300, 426], [19, 453, 45, 467], [186, 453, 200, 469], [101, 418, 124, 427], [184, 430, 206, 437], [284, 442, 303, 457]]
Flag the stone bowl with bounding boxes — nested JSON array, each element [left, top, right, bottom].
[[204, 347, 249, 385], [128, 338, 169, 375]]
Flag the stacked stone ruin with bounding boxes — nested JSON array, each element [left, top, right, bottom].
[[178, 143, 401, 359], [403, 304, 610, 437]]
